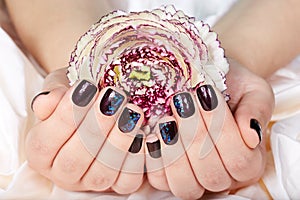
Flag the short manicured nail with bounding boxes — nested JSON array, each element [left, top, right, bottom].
[[146, 140, 161, 158], [72, 80, 97, 107], [128, 134, 143, 153], [100, 88, 124, 116], [196, 85, 218, 111], [118, 107, 141, 133], [159, 121, 178, 145], [31, 91, 50, 111], [250, 119, 262, 143], [173, 92, 195, 118]]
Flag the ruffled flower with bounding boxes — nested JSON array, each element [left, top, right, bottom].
[[67, 5, 229, 127]]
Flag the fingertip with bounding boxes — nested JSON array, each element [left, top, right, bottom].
[[103, 86, 128, 100], [195, 84, 218, 112], [155, 116, 178, 146], [31, 91, 50, 111], [128, 131, 145, 154], [117, 104, 144, 134], [98, 86, 128, 117], [171, 91, 196, 119], [233, 91, 269, 149], [249, 118, 262, 147], [145, 134, 162, 159], [31, 87, 68, 120], [235, 113, 262, 149], [125, 103, 144, 118]]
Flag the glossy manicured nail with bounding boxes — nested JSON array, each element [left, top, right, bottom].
[[159, 121, 178, 145], [118, 107, 141, 133], [196, 85, 218, 111], [250, 119, 262, 143], [173, 92, 195, 118], [146, 140, 161, 158], [100, 88, 124, 116], [31, 91, 50, 111], [128, 134, 143, 153], [72, 80, 97, 107]]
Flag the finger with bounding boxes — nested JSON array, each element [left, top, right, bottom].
[[157, 116, 204, 199], [233, 81, 274, 148], [26, 80, 98, 174], [225, 61, 274, 149], [51, 87, 126, 184], [81, 104, 144, 191], [145, 134, 170, 191], [31, 68, 70, 120], [111, 131, 145, 194], [195, 84, 264, 182], [171, 92, 232, 192]]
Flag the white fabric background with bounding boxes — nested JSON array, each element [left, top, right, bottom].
[[0, 0, 300, 199]]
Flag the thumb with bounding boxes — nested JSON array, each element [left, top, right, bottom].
[[31, 67, 70, 120], [233, 82, 274, 149]]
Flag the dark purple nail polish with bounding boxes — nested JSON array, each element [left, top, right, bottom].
[[173, 92, 195, 118], [128, 134, 143, 153], [250, 119, 262, 142], [159, 121, 178, 145], [72, 80, 97, 107], [100, 88, 124, 116], [146, 140, 161, 158], [31, 91, 50, 111], [196, 85, 218, 111], [118, 107, 141, 133]]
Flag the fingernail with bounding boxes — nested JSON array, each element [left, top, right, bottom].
[[118, 107, 141, 133], [100, 88, 124, 116], [31, 91, 50, 111], [72, 80, 97, 107], [196, 85, 218, 111], [250, 119, 262, 143], [128, 134, 143, 153], [173, 92, 195, 118], [146, 140, 161, 158], [159, 121, 178, 145]]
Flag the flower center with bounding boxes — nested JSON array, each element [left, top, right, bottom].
[[102, 45, 189, 123]]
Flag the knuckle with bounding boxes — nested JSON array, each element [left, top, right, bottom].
[[26, 135, 52, 171], [26, 128, 49, 155], [83, 173, 113, 191], [199, 170, 231, 191], [27, 136, 51, 157], [226, 152, 262, 181], [25, 128, 56, 173], [55, 155, 79, 174], [51, 152, 86, 185], [227, 154, 251, 173]]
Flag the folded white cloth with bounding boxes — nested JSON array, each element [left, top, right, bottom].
[[268, 57, 300, 121]]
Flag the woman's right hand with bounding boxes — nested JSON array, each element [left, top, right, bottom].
[[27, 68, 145, 194], [145, 59, 274, 199]]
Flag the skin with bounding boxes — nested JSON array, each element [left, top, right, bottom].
[[4, 0, 300, 199], [213, 0, 300, 77]]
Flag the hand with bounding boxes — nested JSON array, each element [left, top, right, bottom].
[[27, 68, 145, 194], [145, 59, 274, 199]]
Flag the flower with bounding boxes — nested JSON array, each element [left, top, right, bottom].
[[67, 5, 229, 127]]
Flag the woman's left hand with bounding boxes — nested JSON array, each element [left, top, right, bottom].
[[145, 59, 274, 199]]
